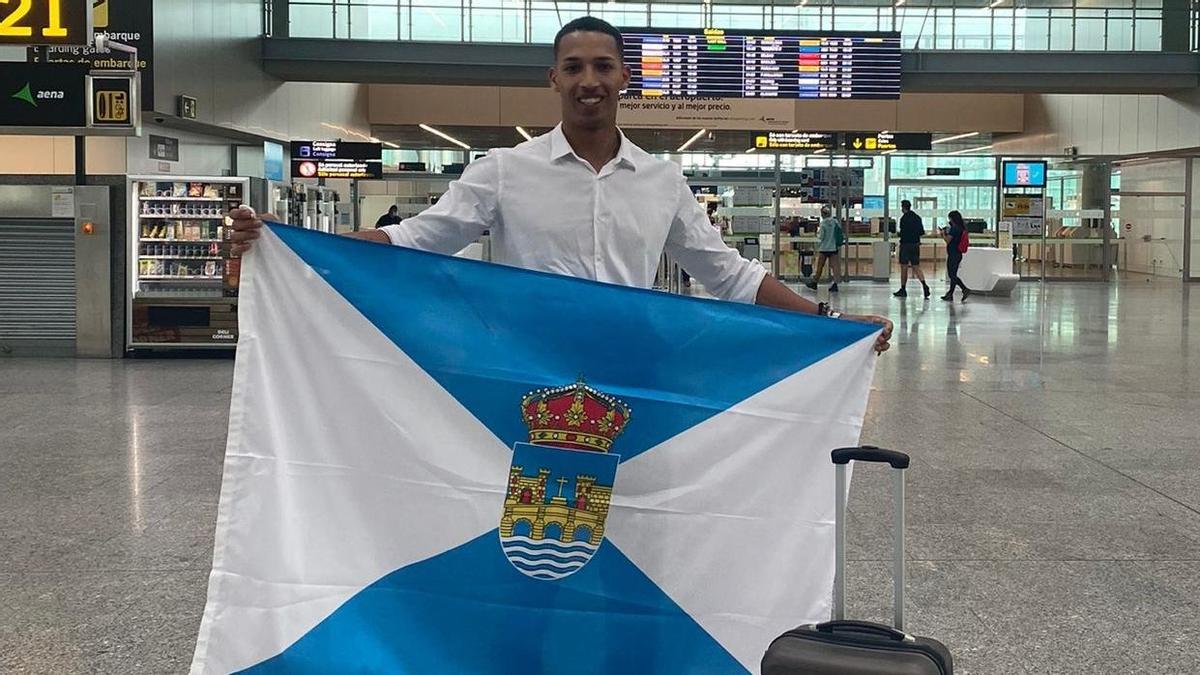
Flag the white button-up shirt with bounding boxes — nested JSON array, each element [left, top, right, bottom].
[[381, 125, 766, 303]]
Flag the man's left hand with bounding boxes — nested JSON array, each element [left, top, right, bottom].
[[853, 314, 892, 354]]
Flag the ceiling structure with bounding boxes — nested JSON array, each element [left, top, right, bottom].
[[370, 125, 998, 155]]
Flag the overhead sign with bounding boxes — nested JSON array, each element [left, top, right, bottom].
[[87, 72, 137, 129], [28, 0, 155, 109], [753, 131, 837, 152], [843, 132, 931, 153], [0, 62, 88, 128], [178, 94, 198, 119], [290, 140, 383, 180], [0, 0, 92, 46]]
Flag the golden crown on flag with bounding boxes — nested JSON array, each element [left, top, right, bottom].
[[520, 377, 631, 453]]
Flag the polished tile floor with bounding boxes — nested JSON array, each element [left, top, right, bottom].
[[2, 278, 1199, 674]]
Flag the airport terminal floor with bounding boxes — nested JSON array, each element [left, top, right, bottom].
[[2, 277, 1198, 674]]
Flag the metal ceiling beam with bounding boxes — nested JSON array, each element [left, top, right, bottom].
[[262, 38, 1200, 94]]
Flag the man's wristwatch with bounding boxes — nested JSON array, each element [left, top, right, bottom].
[[817, 302, 843, 320]]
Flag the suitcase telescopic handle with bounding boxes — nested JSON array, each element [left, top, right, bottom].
[[831, 445, 910, 469], [831, 445, 908, 631]]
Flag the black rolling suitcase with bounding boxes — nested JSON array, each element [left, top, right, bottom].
[[761, 446, 953, 675]]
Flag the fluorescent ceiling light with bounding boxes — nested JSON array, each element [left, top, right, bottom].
[[814, 148, 828, 154], [931, 131, 981, 145], [383, 141, 399, 148], [989, 0, 1004, 7], [882, 149, 898, 155], [894, 0, 905, 6], [948, 144, 994, 155], [515, 126, 533, 141], [676, 129, 707, 153], [746, 147, 757, 153], [369, 137, 380, 143], [419, 123, 471, 150]]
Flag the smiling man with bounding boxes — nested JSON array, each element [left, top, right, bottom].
[[230, 16, 892, 352]]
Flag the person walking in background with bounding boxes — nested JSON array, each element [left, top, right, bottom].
[[894, 199, 930, 298], [940, 210, 971, 302], [374, 205, 402, 229], [805, 205, 843, 293]]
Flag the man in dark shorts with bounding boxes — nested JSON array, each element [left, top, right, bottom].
[[893, 199, 930, 298]]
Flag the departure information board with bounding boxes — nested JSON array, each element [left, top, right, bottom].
[[622, 28, 901, 100]]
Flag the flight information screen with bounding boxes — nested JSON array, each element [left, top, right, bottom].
[[621, 28, 901, 100]]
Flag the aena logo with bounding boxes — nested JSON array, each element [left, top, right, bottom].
[[11, 84, 66, 107]]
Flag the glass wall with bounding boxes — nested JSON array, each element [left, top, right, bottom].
[[282, 0, 1178, 51]]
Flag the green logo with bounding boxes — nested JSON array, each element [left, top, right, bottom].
[[12, 83, 36, 107]]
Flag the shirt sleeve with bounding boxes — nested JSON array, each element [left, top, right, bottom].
[[379, 152, 499, 254], [664, 180, 766, 304]]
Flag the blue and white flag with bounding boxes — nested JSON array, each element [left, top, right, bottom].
[[192, 224, 880, 674]]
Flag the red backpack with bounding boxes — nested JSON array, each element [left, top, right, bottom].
[[958, 229, 970, 254]]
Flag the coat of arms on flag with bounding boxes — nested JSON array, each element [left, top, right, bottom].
[[501, 379, 628, 580], [191, 224, 881, 675]]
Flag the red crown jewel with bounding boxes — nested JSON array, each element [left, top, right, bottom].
[[521, 377, 631, 453]]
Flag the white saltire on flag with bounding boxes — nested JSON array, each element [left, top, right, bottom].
[[191, 223, 879, 675]]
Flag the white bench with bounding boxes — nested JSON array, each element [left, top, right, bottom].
[[958, 247, 1020, 296]]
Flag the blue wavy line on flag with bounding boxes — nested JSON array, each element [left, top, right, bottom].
[[508, 558, 586, 576], [269, 223, 878, 463], [501, 545, 593, 562], [237, 530, 749, 675], [501, 535, 597, 555]]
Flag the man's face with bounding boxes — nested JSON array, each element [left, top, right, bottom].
[[549, 31, 630, 131]]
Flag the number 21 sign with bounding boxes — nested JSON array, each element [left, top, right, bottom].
[[0, 0, 92, 46]]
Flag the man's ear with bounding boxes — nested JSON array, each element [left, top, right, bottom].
[[621, 64, 632, 91], [548, 66, 559, 92]]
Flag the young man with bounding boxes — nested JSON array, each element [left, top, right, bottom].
[[893, 200, 930, 298], [229, 17, 891, 353], [374, 205, 402, 229], [805, 205, 842, 293]]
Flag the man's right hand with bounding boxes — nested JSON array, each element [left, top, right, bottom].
[[230, 206, 279, 257]]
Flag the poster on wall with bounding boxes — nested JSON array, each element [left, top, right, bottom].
[[1002, 194, 1045, 236], [27, 0, 155, 110], [618, 96, 794, 130]]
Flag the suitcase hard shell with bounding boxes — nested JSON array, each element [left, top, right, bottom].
[[760, 446, 953, 675]]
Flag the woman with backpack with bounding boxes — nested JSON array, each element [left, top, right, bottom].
[[940, 210, 972, 301], [805, 204, 844, 293]]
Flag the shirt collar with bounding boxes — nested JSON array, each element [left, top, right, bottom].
[[549, 123, 638, 172]]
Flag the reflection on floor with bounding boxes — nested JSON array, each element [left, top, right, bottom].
[[2, 278, 1199, 673]]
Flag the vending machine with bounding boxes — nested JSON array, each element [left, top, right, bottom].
[[126, 176, 249, 349]]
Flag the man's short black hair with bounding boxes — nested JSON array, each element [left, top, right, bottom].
[[900, 199, 911, 210], [553, 16, 624, 62], [388, 205, 398, 213]]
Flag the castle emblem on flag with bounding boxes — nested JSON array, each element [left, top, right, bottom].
[[499, 378, 630, 580]]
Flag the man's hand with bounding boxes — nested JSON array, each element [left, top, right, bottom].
[[852, 314, 893, 354], [230, 206, 278, 257]]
